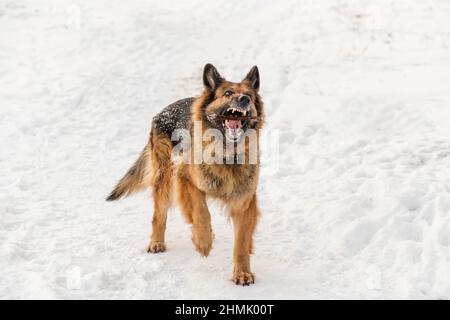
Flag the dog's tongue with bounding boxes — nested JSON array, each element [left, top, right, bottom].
[[225, 119, 242, 129]]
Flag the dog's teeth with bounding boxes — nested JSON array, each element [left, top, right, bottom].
[[227, 107, 247, 117]]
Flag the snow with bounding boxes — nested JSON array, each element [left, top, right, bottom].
[[1, 0, 450, 299]]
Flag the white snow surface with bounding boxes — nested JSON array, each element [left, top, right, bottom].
[[1, 0, 450, 299]]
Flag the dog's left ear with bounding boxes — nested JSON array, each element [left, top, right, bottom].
[[243, 66, 260, 91], [203, 63, 223, 92]]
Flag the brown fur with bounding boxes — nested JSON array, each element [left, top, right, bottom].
[[106, 144, 152, 201], [108, 64, 264, 285]]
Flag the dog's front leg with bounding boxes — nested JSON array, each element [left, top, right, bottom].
[[230, 194, 260, 285], [177, 176, 214, 257]]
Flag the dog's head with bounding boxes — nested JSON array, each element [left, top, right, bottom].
[[199, 64, 264, 143]]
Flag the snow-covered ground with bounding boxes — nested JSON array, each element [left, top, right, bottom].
[[1, 0, 450, 299]]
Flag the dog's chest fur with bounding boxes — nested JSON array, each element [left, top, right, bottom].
[[194, 163, 258, 200]]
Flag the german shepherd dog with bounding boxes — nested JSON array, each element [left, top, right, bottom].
[[107, 64, 264, 285]]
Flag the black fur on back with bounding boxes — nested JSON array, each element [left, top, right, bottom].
[[153, 97, 195, 143]]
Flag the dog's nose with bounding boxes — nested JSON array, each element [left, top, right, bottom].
[[238, 95, 250, 107]]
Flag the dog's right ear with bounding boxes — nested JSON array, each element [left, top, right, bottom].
[[203, 63, 223, 92], [243, 65, 260, 91]]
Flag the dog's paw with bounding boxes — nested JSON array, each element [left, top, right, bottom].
[[147, 241, 166, 253], [192, 229, 214, 257], [232, 271, 255, 286]]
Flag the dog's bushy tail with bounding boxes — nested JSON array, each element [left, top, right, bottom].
[[106, 144, 152, 201]]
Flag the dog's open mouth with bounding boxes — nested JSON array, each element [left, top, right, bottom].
[[223, 107, 247, 142]]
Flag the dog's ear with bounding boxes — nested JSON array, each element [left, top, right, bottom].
[[243, 65, 260, 91], [203, 63, 223, 92]]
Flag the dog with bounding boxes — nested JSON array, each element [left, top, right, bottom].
[[107, 64, 264, 285]]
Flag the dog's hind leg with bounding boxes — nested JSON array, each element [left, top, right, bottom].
[[176, 174, 214, 257], [147, 129, 173, 253]]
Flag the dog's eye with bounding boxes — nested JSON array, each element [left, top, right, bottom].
[[224, 90, 233, 97]]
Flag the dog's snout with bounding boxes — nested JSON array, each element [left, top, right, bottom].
[[238, 95, 250, 107]]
